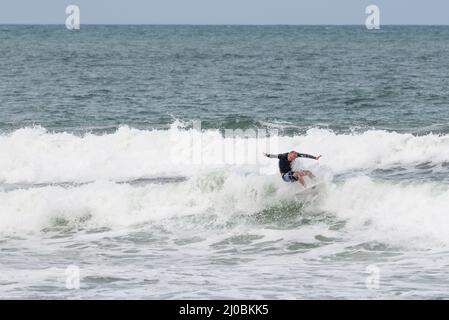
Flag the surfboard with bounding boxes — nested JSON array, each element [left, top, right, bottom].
[[295, 181, 325, 198]]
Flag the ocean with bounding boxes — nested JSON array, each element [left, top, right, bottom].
[[1, 25, 449, 299]]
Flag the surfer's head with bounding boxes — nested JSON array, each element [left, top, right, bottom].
[[287, 151, 298, 161]]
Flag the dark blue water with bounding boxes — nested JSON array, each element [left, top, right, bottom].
[[1, 25, 449, 134]]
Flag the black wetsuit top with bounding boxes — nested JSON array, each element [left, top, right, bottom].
[[269, 153, 317, 175]]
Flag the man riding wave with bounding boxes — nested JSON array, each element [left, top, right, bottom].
[[264, 151, 322, 187]]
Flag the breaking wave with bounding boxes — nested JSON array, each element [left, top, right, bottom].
[[1, 124, 449, 249]]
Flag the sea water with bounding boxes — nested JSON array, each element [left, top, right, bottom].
[[1, 25, 449, 299]]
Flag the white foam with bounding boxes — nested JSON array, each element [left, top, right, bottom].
[[1, 125, 449, 248], [319, 176, 449, 248], [0, 172, 293, 233], [0, 125, 448, 184], [1, 168, 448, 250]]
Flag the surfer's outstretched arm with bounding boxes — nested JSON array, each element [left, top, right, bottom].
[[263, 153, 281, 159], [297, 153, 322, 160]]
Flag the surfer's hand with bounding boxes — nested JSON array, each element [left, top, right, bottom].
[[316, 155, 322, 160], [263, 152, 269, 157]]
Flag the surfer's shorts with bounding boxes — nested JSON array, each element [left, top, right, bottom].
[[282, 171, 298, 183]]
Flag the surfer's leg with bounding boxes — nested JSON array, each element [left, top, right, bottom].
[[303, 170, 315, 179], [293, 171, 306, 188]]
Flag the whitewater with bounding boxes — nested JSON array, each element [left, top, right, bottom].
[[1, 124, 449, 298], [3, 23, 449, 300]]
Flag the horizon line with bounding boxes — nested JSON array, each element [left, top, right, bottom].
[[1, 23, 449, 26]]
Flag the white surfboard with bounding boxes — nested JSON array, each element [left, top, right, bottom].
[[295, 181, 326, 198]]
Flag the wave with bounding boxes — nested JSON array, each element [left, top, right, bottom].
[[0, 124, 449, 184], [0, 172, 296, 233], [1, 124, 449, 248], [319, 176, 449, 248], [0, 168, 448, 249]]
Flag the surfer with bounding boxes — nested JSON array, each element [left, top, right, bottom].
[[264, 151, 322, 187]]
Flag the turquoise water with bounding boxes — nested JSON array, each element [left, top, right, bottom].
[[1, 25, 449, 299]]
